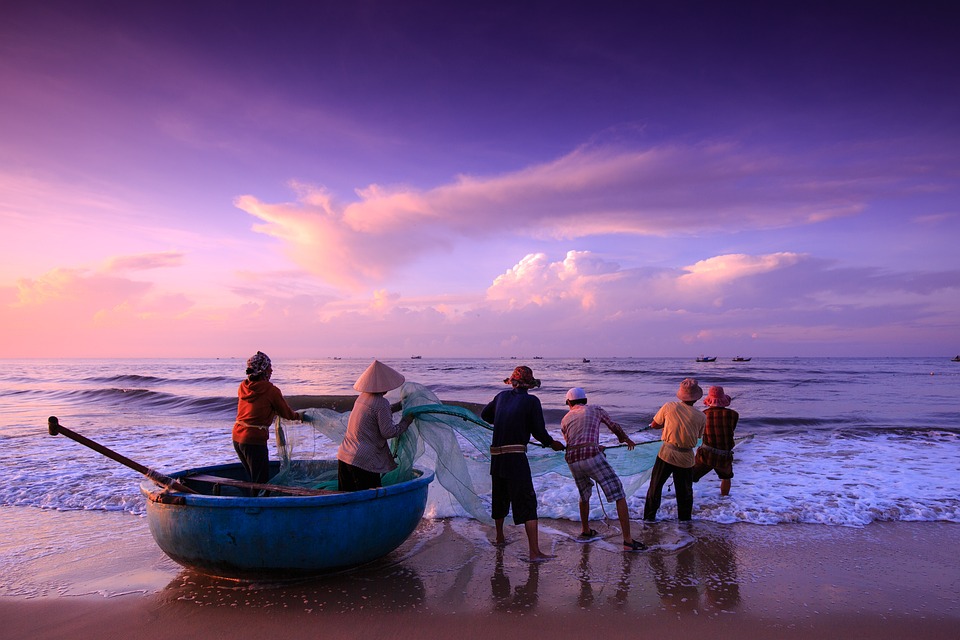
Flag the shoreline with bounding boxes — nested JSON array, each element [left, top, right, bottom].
[[286, 394, 488, 416], [1, 507, 957, 638]]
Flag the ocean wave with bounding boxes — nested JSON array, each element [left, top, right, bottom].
[[36, 387, 237, 416], [83, 374, 235, 386]]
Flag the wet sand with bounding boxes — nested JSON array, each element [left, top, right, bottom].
[[1, 506, 957, 639]]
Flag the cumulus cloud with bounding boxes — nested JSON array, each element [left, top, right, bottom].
[[486, 251, 623, 310], [236, 141, 903, 289], [481, 249, 960, 342]]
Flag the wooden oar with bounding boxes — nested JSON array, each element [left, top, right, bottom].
[[47, 416, 197, 494], [186, 474, 341, 496]]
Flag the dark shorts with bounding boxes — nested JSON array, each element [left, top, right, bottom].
[[491, 473, 538, 525], [338, 459, 382, 491], [692, 446, 734, 480]]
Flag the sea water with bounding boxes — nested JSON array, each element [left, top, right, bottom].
[[1, 357, 958, 527]]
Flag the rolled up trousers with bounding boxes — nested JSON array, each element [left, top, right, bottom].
[[643, 456, 694, 521]]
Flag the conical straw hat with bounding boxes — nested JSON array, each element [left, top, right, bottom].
[[353, 359, 405, 393]]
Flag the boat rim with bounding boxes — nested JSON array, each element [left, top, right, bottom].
[[140, 462, 434, 508]]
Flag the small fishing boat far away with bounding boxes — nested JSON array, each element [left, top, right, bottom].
[[696, 356, 717, 362], [732, 356, 752, 362]]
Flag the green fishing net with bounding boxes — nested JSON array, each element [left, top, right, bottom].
[[272, 381, 672, 523]]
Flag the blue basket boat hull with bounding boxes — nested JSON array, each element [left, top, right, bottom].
[[141, 462, 433, 580]]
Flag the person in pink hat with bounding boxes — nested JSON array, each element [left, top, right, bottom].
[[337, 360, 414, 491], [692, 386, 739, 496], [643, 378, 706, 522]]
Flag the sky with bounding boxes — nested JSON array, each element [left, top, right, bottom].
[[1, 0, 958, 359]]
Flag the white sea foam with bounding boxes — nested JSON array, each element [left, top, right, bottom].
[[8, 423, 958, 527], [4, 357, 959, 528]]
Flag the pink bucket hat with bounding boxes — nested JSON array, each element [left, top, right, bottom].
[[504, 365, 541, 389], [676, 378, 704, 402], [704, 385, 732, 407]]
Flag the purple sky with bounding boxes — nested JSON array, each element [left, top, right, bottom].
[[2, 1, 958, 358]]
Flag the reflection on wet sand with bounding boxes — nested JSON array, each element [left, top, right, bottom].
[[156, 564, 428, 612], [4, 511, 957, 640], [650, 546, 700, 613], [701, 531, 741, 610], [575, 541, 595, 608], [144, 518, 744, 617], [491, 546, 540, 613]]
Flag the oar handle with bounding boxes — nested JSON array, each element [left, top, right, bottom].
[[47, 416, 196, 493]]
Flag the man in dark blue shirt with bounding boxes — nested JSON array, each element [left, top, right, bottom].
[[482, 365, 564, 562]]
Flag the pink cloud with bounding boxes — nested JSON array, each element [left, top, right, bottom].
[[235, 142, 902, 289], [103, 251, 185, 273], [2, 243, 956, 358]]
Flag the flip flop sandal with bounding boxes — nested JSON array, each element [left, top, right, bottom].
[[623, 539, 647, 552]]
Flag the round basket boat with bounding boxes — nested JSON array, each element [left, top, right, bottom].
[[141, 460, 433, 580]]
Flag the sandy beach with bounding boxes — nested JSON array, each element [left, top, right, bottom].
[[2, 505, 957, 640]]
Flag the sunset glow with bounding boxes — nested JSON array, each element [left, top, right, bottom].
[[1, 1, 958, 358]]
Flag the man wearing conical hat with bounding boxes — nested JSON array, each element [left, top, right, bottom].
[[481, 365, 565, 562], [337, 360, 414, 491]]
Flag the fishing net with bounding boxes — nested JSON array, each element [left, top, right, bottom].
[[272, 381, 673, 523]]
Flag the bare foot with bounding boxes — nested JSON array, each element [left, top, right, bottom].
[[527, 552, 555, 563]]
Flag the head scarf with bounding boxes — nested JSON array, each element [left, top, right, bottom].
[[503, 365, 541, 389], [246, 351, 272, 378]]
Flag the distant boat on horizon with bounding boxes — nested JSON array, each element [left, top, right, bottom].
[[952, 355, 960, 362], [732, 356, 752, 362], [410, 355, 422, 359], [582, 358, 591, 363], [696, 356, 717, 362]]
